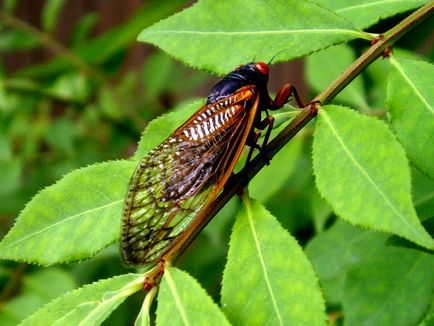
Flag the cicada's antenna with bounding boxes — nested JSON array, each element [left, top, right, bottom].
[[268, 49, 289, 66]]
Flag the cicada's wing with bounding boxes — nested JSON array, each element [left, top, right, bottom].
[[121, 88, 258, 265]]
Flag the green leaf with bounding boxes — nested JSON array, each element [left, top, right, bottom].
[[156, 267, 230, 326], [306, 44, 369, 111], [134, 288, 157, 326], [306, 219, 434, 322], [41, 0, 66, 33], [221, 196, 326, 325], [343, 248, 434, 325], [20, 273, 144, 326], [306, 220, 388, 281], [139, 0, 365, 74], [314, 0, 427, 29], [133, 99, 201, 161], [386, 57, 434, 180], [0, 160, 136, 265], [70, 12, 98, 47], [249, 133, 303, 202], [412, 168, 434, 220], [312, 105, 434, 249]]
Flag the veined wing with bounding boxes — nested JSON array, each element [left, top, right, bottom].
[[121, 88, 259, 265]]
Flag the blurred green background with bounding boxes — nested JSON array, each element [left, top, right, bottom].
[[0, 1, 432, 324]]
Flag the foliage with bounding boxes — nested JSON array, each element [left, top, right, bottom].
[[0, 0, 433, 325]]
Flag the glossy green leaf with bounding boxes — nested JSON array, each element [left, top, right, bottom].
[[343, 248, 434, 325], [0, 160, 136, 265], [42, 0, 66, 33], [156, 267, 230, 326], [412, 168, 434, 220], [221, 196, 326, 325], [315, 0, 427, 29], [250, 133, 303, 202], [313, 105, 434, 249], [306, 219, 434, 323], [133, 100, 201, 160], [306, 44, 369, 111], [20, 273, 144, 326], [386, 57, 434, 179], [306, 220, 388, 281], [139, 0, 365, 74]]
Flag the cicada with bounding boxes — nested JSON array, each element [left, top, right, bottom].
[[121, 61, 303, 266]]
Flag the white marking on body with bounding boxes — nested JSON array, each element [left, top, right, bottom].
[[183, 130, 189, 138], [203, 122, 210, 135], [215, 114, 221, 128], [209, 118, 215, 132], [190, 127, 198, 140], [225, 109, 231, 121], [231, 106, 236, 114], [201, 113, 207, 119], [196, 124, 204, 138], [206, 109, 212, 116], [220, 112, 225, 124], [224, 100, 228, 105]]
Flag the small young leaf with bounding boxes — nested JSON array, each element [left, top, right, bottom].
[[221, 196, 326, 325], [139, 0, 365, 74], [312, 105, 434, 249], [386, 57, 434, 180], [314, 0, 427, 29], [0, 160, 136, 265], [156, 267, 230, 326], [343, 248, 434, 325], [306, 44, 369, 111], [41, 0, 66, 33], [20, 273, 144, 326], [134, 287, 157, 326]]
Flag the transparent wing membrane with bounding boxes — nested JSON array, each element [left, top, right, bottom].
[[121, 89, 257, 265]]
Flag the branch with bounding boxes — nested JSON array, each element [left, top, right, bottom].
[[162, 2, 434, 264]]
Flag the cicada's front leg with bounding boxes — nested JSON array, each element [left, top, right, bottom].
[[246, 83, 305, 164]]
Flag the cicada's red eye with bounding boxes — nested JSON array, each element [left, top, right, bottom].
[[255, 62, 269, 75]]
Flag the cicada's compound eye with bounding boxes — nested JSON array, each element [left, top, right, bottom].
[[255, 62, 269, 75]]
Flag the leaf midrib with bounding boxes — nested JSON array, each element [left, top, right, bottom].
[[165, 269, 190, 326], [320, 110, 422, 240], [144, 29, 361, 37], [1, 200, 123, 249], [244, 197, 283, 326], [392, 59, 433, 115]]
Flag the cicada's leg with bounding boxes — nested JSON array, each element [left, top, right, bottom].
[[270, 83, 305, 110], [246, 130, 262, 164], [245, 115, 274, 165]]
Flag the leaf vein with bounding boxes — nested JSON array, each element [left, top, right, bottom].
[[320, 110, 422, 239], [2, 200, 123, 249], [244, 197, 283, 326]]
